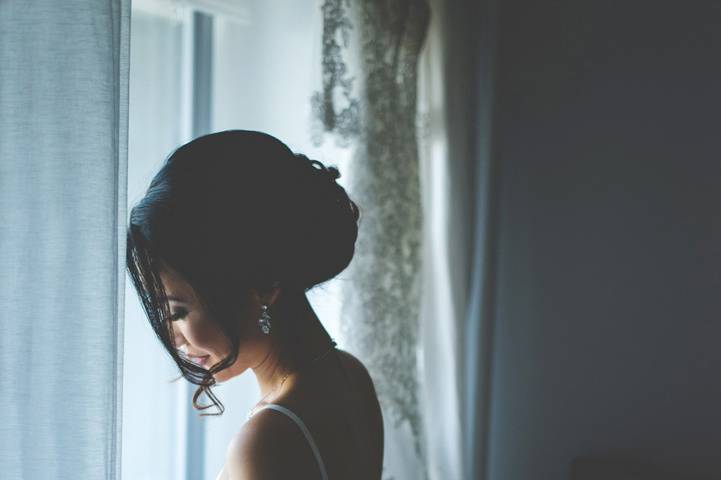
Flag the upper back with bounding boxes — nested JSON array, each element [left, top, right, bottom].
[[328, 349, 384, 476], [222, 348, 384, 480]]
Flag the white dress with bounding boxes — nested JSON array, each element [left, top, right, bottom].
[[214, 403, 329, 480]]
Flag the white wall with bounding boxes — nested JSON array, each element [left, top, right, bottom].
[[486, 1, 721, 479]]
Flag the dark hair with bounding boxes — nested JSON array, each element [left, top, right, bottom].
[[126, 130, 360, 415]]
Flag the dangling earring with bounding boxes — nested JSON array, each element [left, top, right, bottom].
[[258, 304, 272, 334]]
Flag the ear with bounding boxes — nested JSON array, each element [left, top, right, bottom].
[[252, 282, 282, 307], [265, 284, 282, 307]]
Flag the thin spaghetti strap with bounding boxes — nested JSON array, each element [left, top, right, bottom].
[[255, 404, 329, 480]]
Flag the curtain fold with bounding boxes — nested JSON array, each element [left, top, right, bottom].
[[0, 1, 130, 478], [432, 1, 499, 479], [311, 1, 431, 479], [416, 1, 465, 478]]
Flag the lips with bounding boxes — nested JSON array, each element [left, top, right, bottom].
[[188, 355, 210, 366]]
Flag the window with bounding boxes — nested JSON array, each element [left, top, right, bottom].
[[125, 1, 347, 478]]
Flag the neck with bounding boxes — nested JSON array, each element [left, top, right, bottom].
[[250, 291, 333, 398]]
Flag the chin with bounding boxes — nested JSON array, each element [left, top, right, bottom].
[[212, 365, 244, 383]]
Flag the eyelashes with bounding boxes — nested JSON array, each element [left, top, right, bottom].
[[170, 308, 188, 321]]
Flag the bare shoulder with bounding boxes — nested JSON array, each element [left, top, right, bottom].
[[334, 348, 366, 371], [225, 409, 320, 480], [334, 348, 379, 397]]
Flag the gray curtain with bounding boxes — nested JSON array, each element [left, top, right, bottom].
[[0, 1, 130, 478]]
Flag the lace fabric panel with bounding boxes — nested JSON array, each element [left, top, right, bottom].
[[311, 1, 432, 479]]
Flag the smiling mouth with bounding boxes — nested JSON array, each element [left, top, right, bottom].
[[188, 355, 210, 366]]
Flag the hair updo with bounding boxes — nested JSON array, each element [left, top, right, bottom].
[[125, 130, 360, 414]]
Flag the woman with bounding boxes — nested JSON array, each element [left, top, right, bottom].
[[126, 130, 384, 479]]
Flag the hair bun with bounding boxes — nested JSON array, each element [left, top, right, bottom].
[[325, 165, 341, 181], [300, 154, 341, 182]]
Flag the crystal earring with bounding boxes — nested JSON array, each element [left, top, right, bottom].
[[258, 304, 272, 334]]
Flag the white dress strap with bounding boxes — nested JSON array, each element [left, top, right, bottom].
[[254, 403, 329, 480]]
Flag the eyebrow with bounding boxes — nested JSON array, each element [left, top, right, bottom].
[[167, 295, 188, 303]]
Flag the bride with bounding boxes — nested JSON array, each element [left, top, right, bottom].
[[126, 130, 384, 479]]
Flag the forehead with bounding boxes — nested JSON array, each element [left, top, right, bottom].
[[157, 265, 195, 303]]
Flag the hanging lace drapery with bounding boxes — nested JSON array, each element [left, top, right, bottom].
[[311, 1, 431, 478]]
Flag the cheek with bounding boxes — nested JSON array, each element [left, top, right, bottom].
[[185, 321, 225, 353]]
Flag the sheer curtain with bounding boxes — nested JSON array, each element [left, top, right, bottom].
[[310, 0, 431, 478], [0, 1, 130, 479], [309, 2, 497, 479], [417, 1, 464, 478]]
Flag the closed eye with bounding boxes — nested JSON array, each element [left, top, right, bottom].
[[170, 308, 188, 321]]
